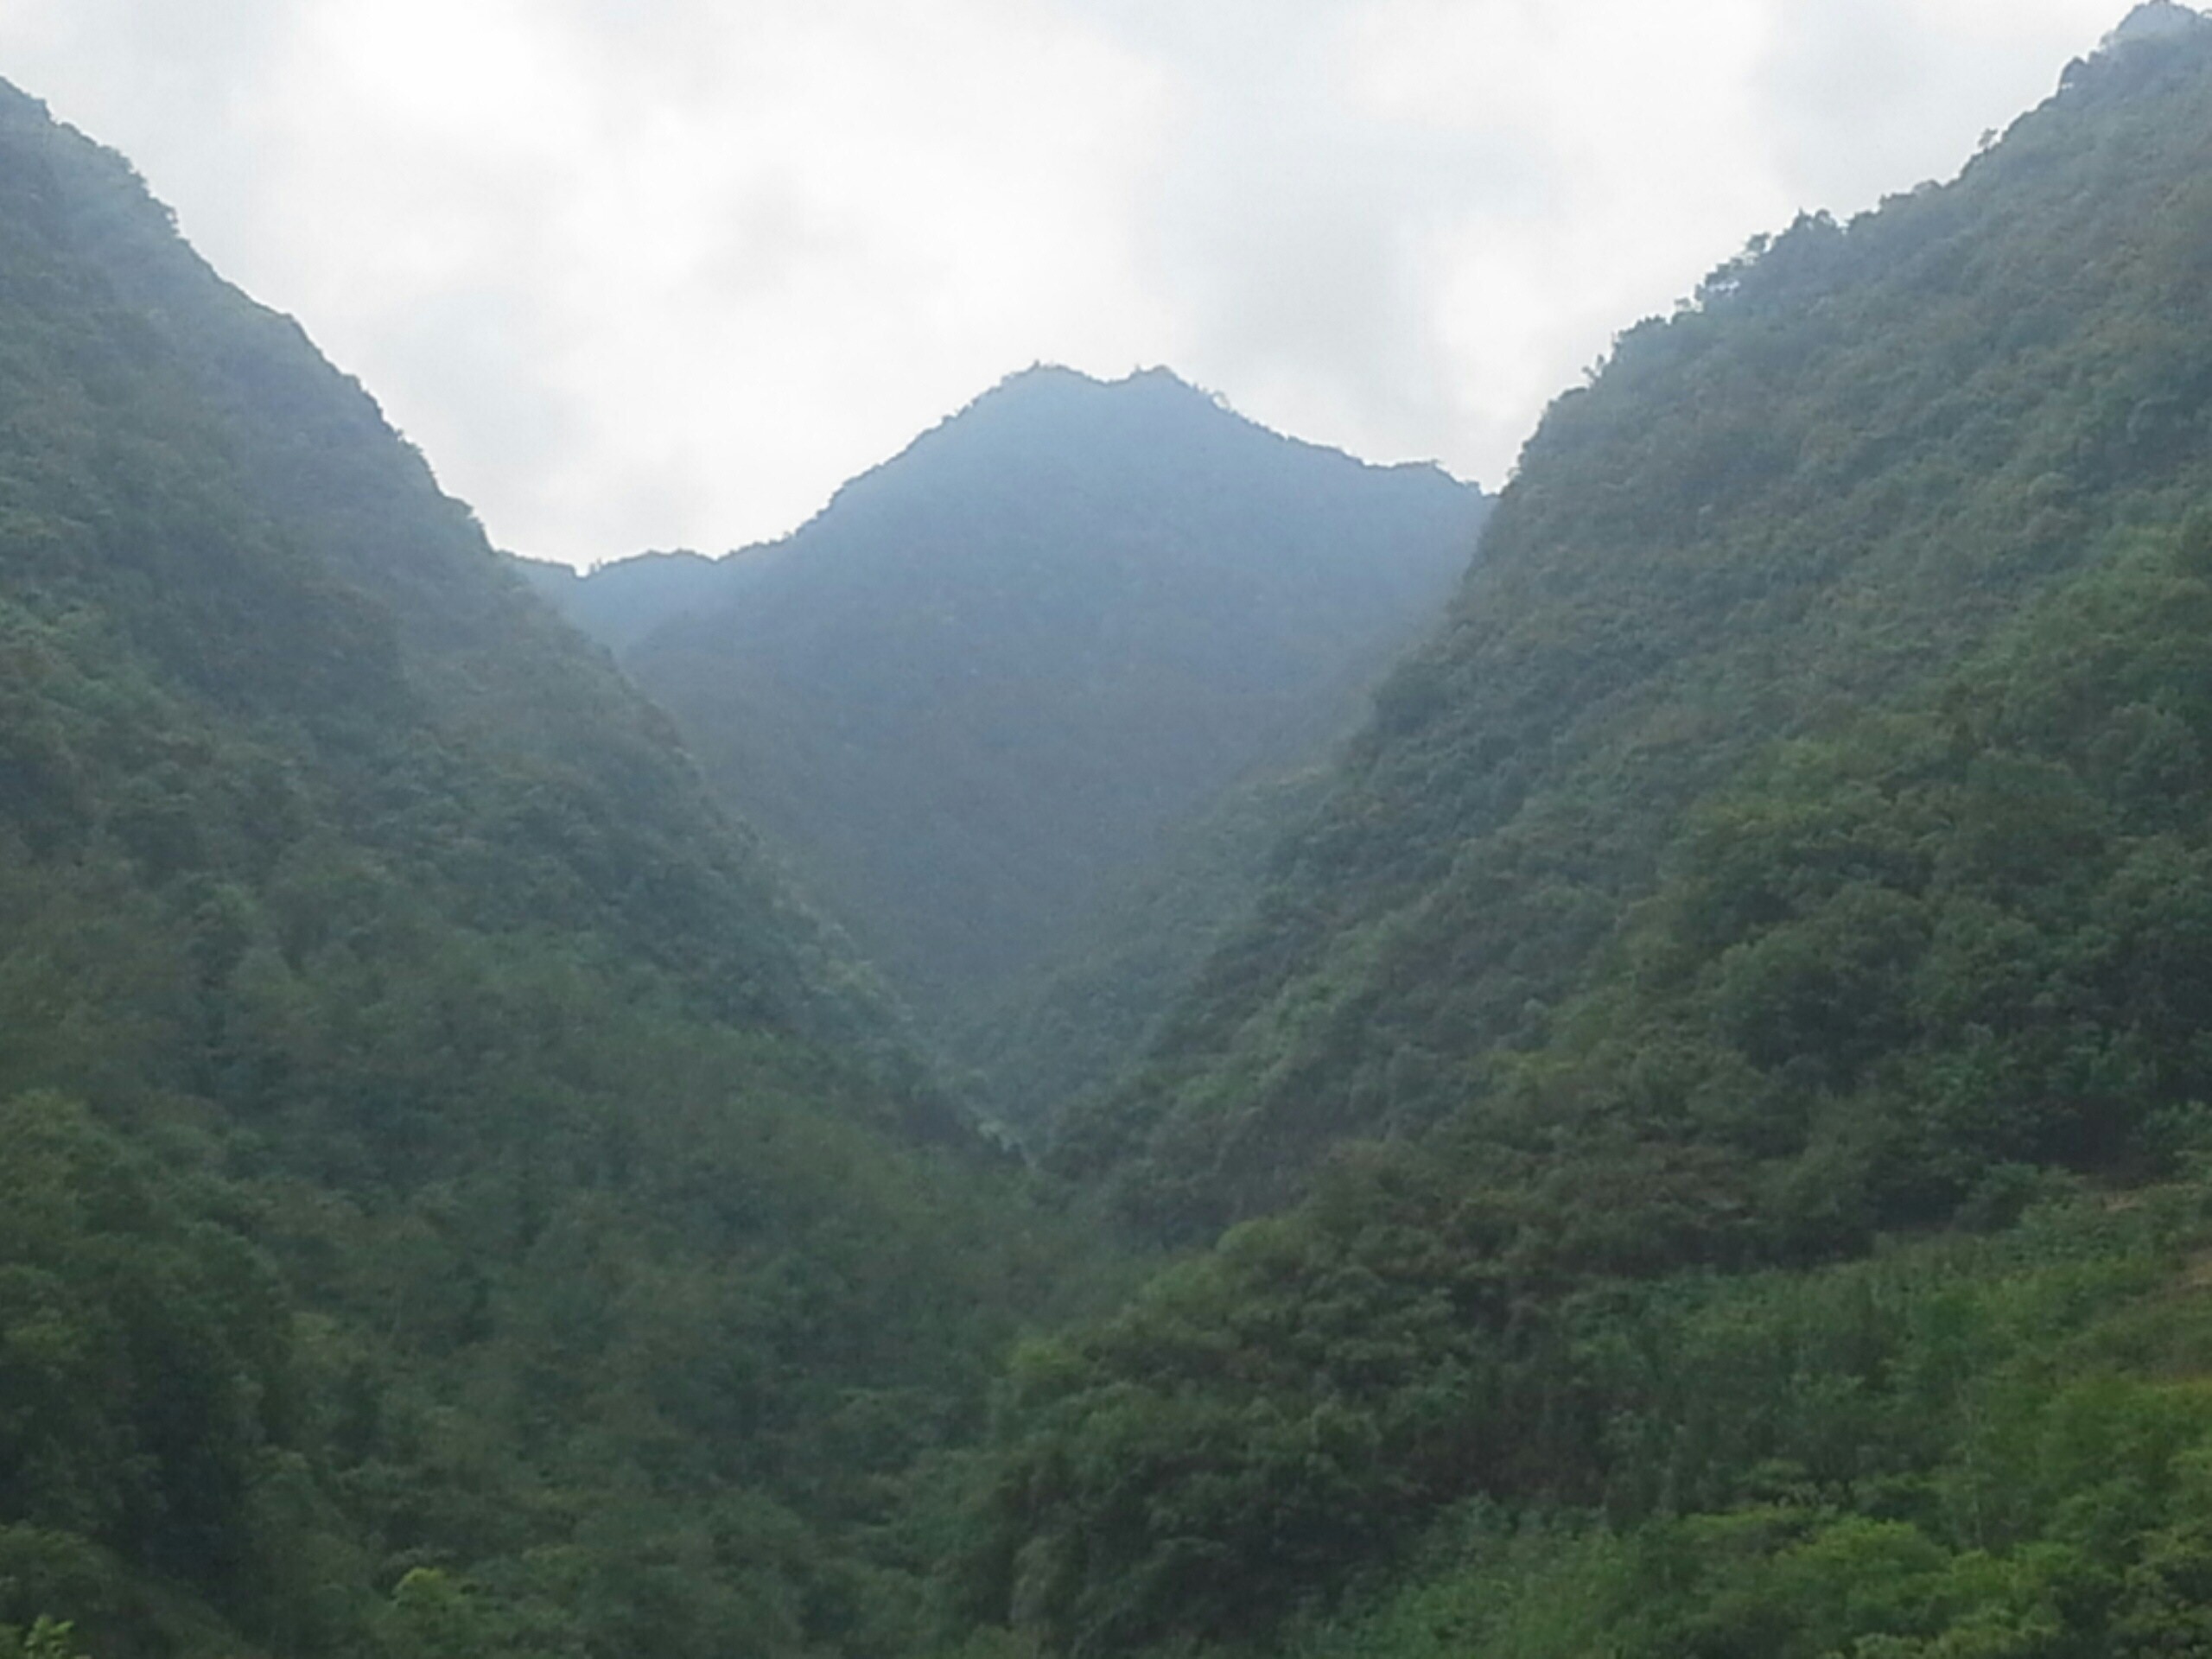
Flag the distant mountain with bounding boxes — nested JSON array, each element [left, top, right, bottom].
[[515, 547, 731, 654], [543, 365, 1487, 1122], [0, 74, 1108, 1659]]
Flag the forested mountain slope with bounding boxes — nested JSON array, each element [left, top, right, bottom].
[[1061, 6, 2212, 1237], [535, 368, 1486, 1124], [0, 78, 1111, 1659], [26, 9, 2212, 1659], [940, 13, 2212, 1657], [947, 758, 1338, 1135]]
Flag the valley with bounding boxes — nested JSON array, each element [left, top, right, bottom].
[[526, 365, 1484, 1132], [8, 10, 2212, 1659]]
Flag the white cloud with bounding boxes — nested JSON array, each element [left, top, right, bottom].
[[0, 0, 2133, 562]]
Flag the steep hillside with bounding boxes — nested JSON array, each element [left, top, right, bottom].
[[0, 79, 1109, 1659], [1062, 7, 2212, 1236], [946, 13, 2212, 1657], [539, 367, 1485, 1122], [944, 759, 1337, 1132], [29, 9, 2212, 1659]]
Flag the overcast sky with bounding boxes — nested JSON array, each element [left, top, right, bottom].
[[0, 1, 2139, 565]]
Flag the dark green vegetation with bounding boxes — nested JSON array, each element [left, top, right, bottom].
[[973, 526, 2212, 1656], [975, 1173, 2212, 1658], [534, 368, 1485, 1129], [941, 10, 2212, 1656], [1279, 1180, 2212, 1659], [0, 78, 1112, 1659], [1062, 5, 2212, 1237], [954, 762, 1337, 1141], [19, 9, 2212, 1659]]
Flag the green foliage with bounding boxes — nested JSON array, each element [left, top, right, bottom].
[[0, 1618, 92, 1659], [972, 1175, 2212, 1657], [23, 15, 2212, 1659], [0, 75, 1122, 1659], [1066, 16, 2212, 1237], [1289, 1351, 2212, 1659], [951, 19, 2212, 1658]]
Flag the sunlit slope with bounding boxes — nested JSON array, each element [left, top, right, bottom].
[[0, 78, 1106, 1659], [550, 368, 1485, 1059], [1062, 15, 2212, 1236]]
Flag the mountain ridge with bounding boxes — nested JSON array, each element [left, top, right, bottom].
[[538, 360, 1489, 1125], [1058, 9, 2212, 1234], [22, 16, 2212, 1659]]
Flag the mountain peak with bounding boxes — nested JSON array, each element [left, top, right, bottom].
[[961, 362, 1224, 428], [546, 353, 1489, 1062], [2103, 0, 2209, 49]]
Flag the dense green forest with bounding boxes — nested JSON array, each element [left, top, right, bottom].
[[0, 75, 1116, 1659], [1058, 3, 2212, 1239], [937, 10, 2212, 1656], [529, 368, 1485, 1130], [971, 518, 2212, 1656], [17, 9, 2212, 1659]]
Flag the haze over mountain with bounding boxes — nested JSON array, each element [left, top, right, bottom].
[[532, 365, 1486, 1122], [17, 11, 2212, 1659]]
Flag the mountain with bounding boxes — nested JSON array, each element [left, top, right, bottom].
[[945, 758, 1338, 1134], [515, 548, 731, 655], [1059, 3, 2212, 1238], [0, 76, 1110, 1659], [26, 10, 2212, 1659], [537, 366, 1486, 1124], [954, 11, 2212, 1656]]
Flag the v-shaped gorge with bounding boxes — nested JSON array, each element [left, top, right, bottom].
[[526, 368, 1488, 1127], [22, 9, 2212, 1659]]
